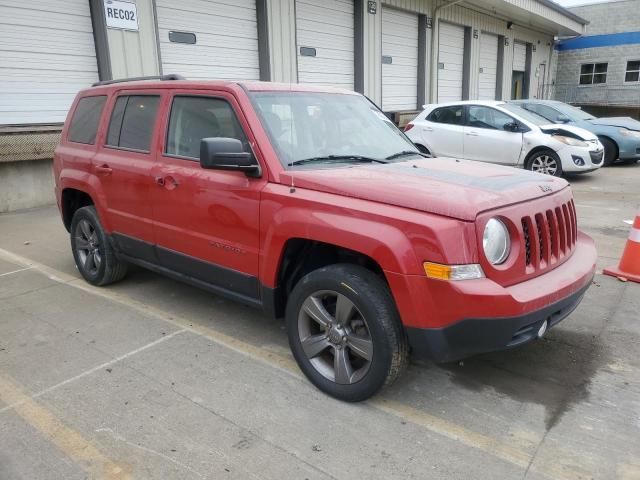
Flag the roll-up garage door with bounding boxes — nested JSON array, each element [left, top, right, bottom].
[[156, 0, 259, 81], [437, 22, 465, 103], [513, 42, 527, 72], [381, 7, 419, 111], [478, 33, 499, 100], [0, 0, 98, 125], [296, 0, 354, 89]]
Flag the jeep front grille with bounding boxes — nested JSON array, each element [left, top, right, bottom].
[[522, 200, 577, 268]]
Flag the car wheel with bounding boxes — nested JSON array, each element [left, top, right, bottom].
[[599, 137, 618, 166], [286, 264, 408, 402], [526, 150, 563, 177], [70, 206, 128, 286]]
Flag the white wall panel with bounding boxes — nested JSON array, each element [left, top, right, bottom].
[[478, 32, 498, 100], [0, 0, 98, 124], [437, 22, 465, 102], [295, 0, 354, 89], [382, 7, 419, 111], [156, 0, 260, 81]]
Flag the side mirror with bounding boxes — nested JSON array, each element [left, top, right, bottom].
[[503, 121, 521, 133], [556, 115, 571, 124], [200, 138, 260, 176]]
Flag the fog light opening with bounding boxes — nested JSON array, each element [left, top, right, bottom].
[[571, 155, 585, 166]]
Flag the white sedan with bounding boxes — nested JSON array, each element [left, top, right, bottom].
[[404, 101, 604, 176]]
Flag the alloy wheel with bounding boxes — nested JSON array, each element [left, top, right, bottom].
[[75, 219, 102, 275], [297, 290, 373, 385], [530, 154, 558, 175]]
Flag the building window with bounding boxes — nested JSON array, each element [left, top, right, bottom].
[[579, 63, 607, 85], [625, 60, 640, 83]]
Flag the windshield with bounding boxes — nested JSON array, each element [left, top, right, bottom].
[[501, 103, 550, 126], [250, 92, 418, 168], [556, 103, 596, 121]]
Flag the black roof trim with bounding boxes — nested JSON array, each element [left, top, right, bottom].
[[92, 74, 186, 87]]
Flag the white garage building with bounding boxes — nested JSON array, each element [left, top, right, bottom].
[[0, 0, 586, 126]]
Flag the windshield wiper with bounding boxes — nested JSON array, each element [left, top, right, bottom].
[[288, 155, 388, 167], [385, 150, 429, 160]]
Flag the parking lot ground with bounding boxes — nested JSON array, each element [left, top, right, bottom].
[[1, 164, 640, 480]]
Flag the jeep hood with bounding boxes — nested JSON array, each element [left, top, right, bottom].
[[279, 158, 568, 221], [540, 124, 597, 141], [586, 116, 640, 130]]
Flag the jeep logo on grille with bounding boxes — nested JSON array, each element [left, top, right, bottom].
[[539, 184, 553, 193]]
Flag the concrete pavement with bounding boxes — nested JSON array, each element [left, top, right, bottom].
[[0, 164, 639, 479]]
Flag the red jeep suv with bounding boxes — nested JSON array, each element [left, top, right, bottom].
[[54, 76, 597, 401]]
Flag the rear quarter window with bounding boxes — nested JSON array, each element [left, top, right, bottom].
[[105, 95, 160, 152], [67, 96, 107, 144]]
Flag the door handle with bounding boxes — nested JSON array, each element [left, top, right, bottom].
[[155, 175, 179, 189], [422, 126, 433, 132], [95, 164, 112, 175], [465, 131, 479, 136]]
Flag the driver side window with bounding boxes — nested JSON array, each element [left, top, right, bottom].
[[166, 96, 247, 160], [467, 106, 514, 130]]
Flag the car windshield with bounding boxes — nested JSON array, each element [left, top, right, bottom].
[[556, 103, 596, 121], [501, 103, 550, 126], [250, 91, 418, 168]]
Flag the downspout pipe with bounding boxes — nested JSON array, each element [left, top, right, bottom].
[[429, 0, 466, 103]]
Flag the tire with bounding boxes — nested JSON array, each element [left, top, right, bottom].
[[525, 149, 563, 177], [285, 264, 408, 402], [598, 137, 617, 166], [70, 206, 128, 286]]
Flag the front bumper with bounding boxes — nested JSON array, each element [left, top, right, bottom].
[[386, 232, 596, 363], [558, 144, 604, 172], [406, 279, 591, 362]]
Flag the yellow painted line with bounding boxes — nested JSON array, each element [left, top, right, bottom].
[[0, 373, 131, 479], [0, 247, 584, 479]]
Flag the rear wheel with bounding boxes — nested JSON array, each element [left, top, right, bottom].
[[286, 264, 408, 402], [70, 206, 128, 286], [526, 149, 563, 177], [599, 137, 618, 166]]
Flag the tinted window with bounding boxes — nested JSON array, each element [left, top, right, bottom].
[[427, 106, 464, 125], [579, 63, 607, 85], [106, 95, 159, 152], [467, 106, 514, 130], [625, 60, 640, 83], [68, 96, 107, 144], [166, 96, 247, 159]]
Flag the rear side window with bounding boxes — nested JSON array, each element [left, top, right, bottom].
[[68, 96, 107, 144], [106, 95, 160, 152], [166, 96, 247, 159], [427, 106, 464, 126]]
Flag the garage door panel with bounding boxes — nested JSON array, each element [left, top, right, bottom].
[[0, 3, 98, 124], [478, 32, 498, 100], [513, 42, 527, 71], [381, 7, 419, 111], [296, 0, 354, 89], [438, 22, 465, 103], [156, 0, 259, 81]]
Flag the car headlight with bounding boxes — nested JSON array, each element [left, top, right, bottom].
[[553, 135, 588, 147], [619, 128, 640, 138], [483, 218, 511, 265]]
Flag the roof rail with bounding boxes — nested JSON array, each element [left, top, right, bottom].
[[92, 74, 185, 87]]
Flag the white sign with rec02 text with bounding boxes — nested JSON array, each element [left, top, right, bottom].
[[104, 0, 139, 31]]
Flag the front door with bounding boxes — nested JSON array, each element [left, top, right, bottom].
[[464, 105, 523, 165], [92, 92, 163, 261], [152, 91, 266, 302]]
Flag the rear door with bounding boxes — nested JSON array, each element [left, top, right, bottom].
[[93, 91, 163, 261], [463, 105, 523, 165], [151, 90, 266, 303], [423, 105, 465, 158]]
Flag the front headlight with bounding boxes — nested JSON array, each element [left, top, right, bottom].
[[553, 135, 588, 147], [483, 218, 511, 265], [619, 128, 640, 138]]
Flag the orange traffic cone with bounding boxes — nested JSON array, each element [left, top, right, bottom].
[[603, 209, 640, 283]]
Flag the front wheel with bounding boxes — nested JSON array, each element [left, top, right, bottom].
[[285, 264, 408, 402], [526, 149, 563, 177], [599, 137, 617, 166]]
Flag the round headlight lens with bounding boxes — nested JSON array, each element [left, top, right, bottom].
[[483, 218, 510, 265]]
